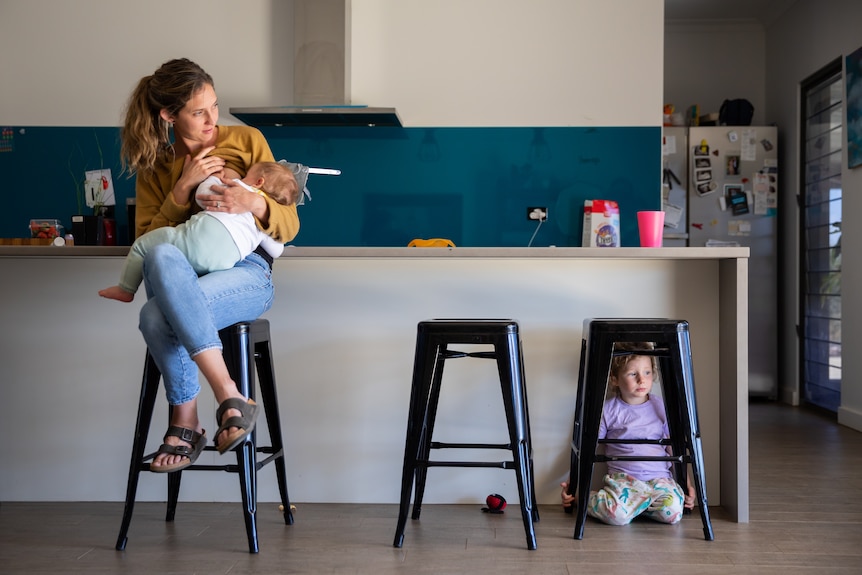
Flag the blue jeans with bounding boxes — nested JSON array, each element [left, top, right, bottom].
[[139, 243, 274, 405]]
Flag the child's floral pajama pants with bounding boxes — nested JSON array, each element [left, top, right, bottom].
[[586, 472, 685, 525]]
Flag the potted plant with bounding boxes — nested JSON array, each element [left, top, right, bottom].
[[68, 133, 115, 245]]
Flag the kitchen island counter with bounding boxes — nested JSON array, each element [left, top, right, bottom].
[[0, 247, 749, 522], [0, 245, 746, 259]]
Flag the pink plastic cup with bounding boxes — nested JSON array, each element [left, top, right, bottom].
[[637, 211, 665, 247]]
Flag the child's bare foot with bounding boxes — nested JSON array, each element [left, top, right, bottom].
[[99, 285, 134, 302]]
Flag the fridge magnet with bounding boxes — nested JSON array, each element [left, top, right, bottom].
[[663, 202, 684, 229], [662, 134, 677, 155], [696, 181, 718, 196], [761, 139, 774, 152], [754, 193, 768, 215], [846, 44, 862, 168], [741, 129, 757, 161], [725, 185, 749, 216], [694, 157, 711, 169], [695, 168, 712, 182], [694, 141, 710, 156], [728, 220, 751, 237], [752, 172, 778, 215], [767, 173, 778, 209], [726, 155, 740, 175]]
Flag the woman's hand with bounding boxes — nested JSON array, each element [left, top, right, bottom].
[[199, 180, 269, 221], [173, 146, 225, 205]]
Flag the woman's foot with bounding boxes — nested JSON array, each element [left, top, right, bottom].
[[214, 396, 259, 453], [191, 349, 259, 452], [150, 426, 207, 473], [99, 285, 135, 302], [150, 402, 202, 471]]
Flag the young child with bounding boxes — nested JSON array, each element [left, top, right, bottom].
[[560, 343, 695, 526], [99, 161, 298, 303]]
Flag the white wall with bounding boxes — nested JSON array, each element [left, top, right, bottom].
[[0, 0, 294, 126], [0, 0, 664, 128], [664, 20, 767, 124], [765, 0, 862, 430], [349, 0, 664, 127]]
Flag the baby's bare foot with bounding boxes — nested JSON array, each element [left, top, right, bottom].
[[99, 285, 134, 302]]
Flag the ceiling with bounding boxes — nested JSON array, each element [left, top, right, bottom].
[[665, 0, 798, 26]]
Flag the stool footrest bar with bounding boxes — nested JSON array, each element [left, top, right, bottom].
[[430, 441, 512, 450], [595, 455, 685, 463], [419, 460, 514, 469]]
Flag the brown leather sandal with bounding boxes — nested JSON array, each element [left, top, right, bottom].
[[149, 426, 206, 473], [214, 397, 259, 454]]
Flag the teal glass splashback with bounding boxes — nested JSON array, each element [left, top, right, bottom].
[[0, 125, 660, 246]]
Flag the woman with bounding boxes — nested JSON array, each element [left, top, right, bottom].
[[119, 58, 299, 472]]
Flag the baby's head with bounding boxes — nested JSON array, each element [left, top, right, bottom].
[[244, 162, 300, 206], [608, 342, 657, 405]]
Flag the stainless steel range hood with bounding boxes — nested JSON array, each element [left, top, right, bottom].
[[230, 106, 402, 128]]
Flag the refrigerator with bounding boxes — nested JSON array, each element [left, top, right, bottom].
[[685, 126, 779, 398], [661, 127, 689, 247]]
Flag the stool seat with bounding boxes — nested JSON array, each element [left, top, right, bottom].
[[394, 319, 539, 550], [115, 319, 292, 553], [569, 318, 714, 541]]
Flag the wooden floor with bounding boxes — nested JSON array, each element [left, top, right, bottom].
[[2, 401, 861, 574]]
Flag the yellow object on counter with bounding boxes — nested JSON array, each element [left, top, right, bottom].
[[407, 238, 456, 248]]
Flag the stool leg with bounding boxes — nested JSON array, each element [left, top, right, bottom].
[[496, 334, 537, 550], [222, 323, 260, 553], [254, 336, 293, 525], [674, 328, 714, 541], [166, 471, 182, 521], [574, 333, 613, 540], [657, 354, 689, 496], [115, 352, 161, 551], [566, 338, 588, 515], [394, 330, 437, 547], [163, 403, 183, 522], [237, 437, 259, 553], [412, 342, 447, 519], [519, 339, 540, 523]]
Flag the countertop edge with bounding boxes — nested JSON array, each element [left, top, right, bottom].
[[0, 246, 750, 259]]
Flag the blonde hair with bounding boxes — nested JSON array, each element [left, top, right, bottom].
[[609, 342, 657, 395], [252, 162, 300, 206], [120, 58, 214, 175]]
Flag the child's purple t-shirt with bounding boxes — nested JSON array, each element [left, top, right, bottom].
[[599, 394, 673, 481]]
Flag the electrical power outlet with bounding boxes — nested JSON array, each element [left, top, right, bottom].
[[527, 206, 548, 221]]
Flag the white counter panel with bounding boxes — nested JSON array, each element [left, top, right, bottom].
[[0, 249, 747, 520]]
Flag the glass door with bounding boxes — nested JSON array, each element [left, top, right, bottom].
[[800, 61, 843, 412]]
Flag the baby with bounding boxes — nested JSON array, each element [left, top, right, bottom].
[[99, 161, 298, 302]]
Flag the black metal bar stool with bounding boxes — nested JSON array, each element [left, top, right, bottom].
[[115, 319, 292, 553], [393, 319, 539, 550], [568, 318, 714, 541]]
